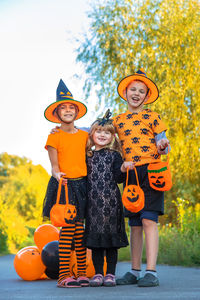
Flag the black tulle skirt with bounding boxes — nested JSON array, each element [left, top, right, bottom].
[[43, 176, 87, 222]]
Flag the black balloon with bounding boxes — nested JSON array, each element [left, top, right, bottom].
[[41, 241, 59, 271], [45, 268, 59, 279]]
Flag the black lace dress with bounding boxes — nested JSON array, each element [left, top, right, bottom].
[[84, 148, 129, 249]]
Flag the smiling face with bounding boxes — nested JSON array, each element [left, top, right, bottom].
[[124, 80, 149, 113], [56, 102, 78, 123], [92, 127, 113, 151]]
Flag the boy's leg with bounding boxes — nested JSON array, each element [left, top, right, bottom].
[[131, 226, 143, 270], [142, 218, 159, 271], [137, 213, 159, 287]]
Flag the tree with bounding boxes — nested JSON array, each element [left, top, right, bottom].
[[76, 0, 200, 222], [0, 153, 50, 253]]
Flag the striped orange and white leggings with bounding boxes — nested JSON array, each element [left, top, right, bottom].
[[58, 221, 86, 283]]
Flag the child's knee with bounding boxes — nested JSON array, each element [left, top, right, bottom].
[[142, 218, 157, 228]]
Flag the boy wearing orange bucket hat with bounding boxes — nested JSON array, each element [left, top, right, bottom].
[[43, 79, 89, 288], [114, 69, 171, 287]]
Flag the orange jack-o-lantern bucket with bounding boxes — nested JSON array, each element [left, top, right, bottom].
[[148, 152, 172, 191], [122, 167, 144, 213], [50, 178, 77, 227]]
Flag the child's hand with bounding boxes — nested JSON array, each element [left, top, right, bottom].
[[50, 126, 60, 134], [52, 170, 67, 184], [121, 161, 135, 172], [157, 138, 170, 154]]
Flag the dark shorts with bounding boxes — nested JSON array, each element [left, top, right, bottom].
[[128, 210, 159, 226], [124, 164, 164, 218]]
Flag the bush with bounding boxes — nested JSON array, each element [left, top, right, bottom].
[[118, 200, 200, 267]]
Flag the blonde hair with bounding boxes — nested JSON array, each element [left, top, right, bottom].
[[86, 121, 122, 157]]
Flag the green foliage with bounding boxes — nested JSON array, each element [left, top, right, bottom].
[[76, 0, 200, 223], [0, 152, 50, 253], [158, 201, 200, 266], [119, 200, 200, 266]]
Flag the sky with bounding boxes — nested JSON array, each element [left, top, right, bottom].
[[0, 0, 101, 174]]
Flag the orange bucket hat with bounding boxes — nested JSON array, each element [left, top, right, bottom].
[[117, 68, 159, 104], [44, 79, 87, 123]]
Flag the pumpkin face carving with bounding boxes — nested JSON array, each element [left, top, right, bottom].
[[148, 162, 172, 191], [50, 178, 77, 227], [122, 184, 145, 213], [126, 187, 139, 203], [64, 205, 77, 223], [150, 175, 165, 188]]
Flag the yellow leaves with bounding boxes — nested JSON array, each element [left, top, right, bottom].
[[0, 154, 50, 253], [76, 0, 200, 224]]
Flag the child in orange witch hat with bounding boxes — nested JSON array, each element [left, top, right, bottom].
[[113, 69, 171, 287], [43, 79, 89, 288]]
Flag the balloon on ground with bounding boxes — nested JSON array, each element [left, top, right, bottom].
[[41, 240, 59, 272], [14, 246, 46, 281]]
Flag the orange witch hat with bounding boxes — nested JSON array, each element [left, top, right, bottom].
[[44, 79, 87, 123], [117, 68, 159, 104]]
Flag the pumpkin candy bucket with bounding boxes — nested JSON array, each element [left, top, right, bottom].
[[148, 151, 172, 192], [50, 177, 77, 227], [122, 167, 145, 213]]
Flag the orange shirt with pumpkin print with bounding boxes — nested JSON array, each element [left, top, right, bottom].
[[113, 109, 167, 166], [45, 129, 88, 178]]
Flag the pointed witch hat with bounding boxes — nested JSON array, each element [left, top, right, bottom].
[[117, 68, 159, 104], [44, 79, 87, 123]]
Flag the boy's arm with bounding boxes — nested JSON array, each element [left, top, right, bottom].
[[155, 131, 171, 155], [47, 146, 67, 183]]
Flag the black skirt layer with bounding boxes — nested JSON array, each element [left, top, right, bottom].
[[124, 164, 164, 217], [43, 176, 87, 222]]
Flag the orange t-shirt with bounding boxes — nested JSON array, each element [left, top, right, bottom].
[[45, 129, 88, 178], [113, 109, 167, 166]]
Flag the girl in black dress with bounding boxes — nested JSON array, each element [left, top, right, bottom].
[[84, 110, 135, 287]]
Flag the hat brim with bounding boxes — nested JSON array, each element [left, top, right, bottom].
[[117, 74, 159, 104], [44, 99, 87, 123]]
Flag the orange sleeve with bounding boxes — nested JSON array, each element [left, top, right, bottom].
[[151, 112, 167, 135], [45, 133, 58, 151]]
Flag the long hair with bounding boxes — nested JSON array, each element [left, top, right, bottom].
[[86, 121, 122, 157]]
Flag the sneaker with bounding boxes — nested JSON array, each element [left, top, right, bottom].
[[137, 273, 159, 287], [116, 272, 138, 285], [103, 274, 116, 287], [77, 276, 90, 287], [90, 274, 104, 287]]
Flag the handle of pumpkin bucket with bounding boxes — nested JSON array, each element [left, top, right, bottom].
[[125, 167, 140, 188], [161, 145, 170, 163], [56, 177, 63, 204], [166, 145, 170, 163], [56, 177, 69, 205]]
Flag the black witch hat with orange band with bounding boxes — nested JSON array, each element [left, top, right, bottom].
[[117, 68, 159, 104], [44, 79, 87, 123]]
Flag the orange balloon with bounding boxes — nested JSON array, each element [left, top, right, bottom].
[[14, 247, 46, 281], [70, 249, 107, 278], [17, 246, 38, 255], [34, 224, 59, 252]]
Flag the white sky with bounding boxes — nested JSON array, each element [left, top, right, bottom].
[[0, 0, 102, 174]]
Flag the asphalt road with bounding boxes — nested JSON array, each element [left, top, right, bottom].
[[0, 255, 200, 300]]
